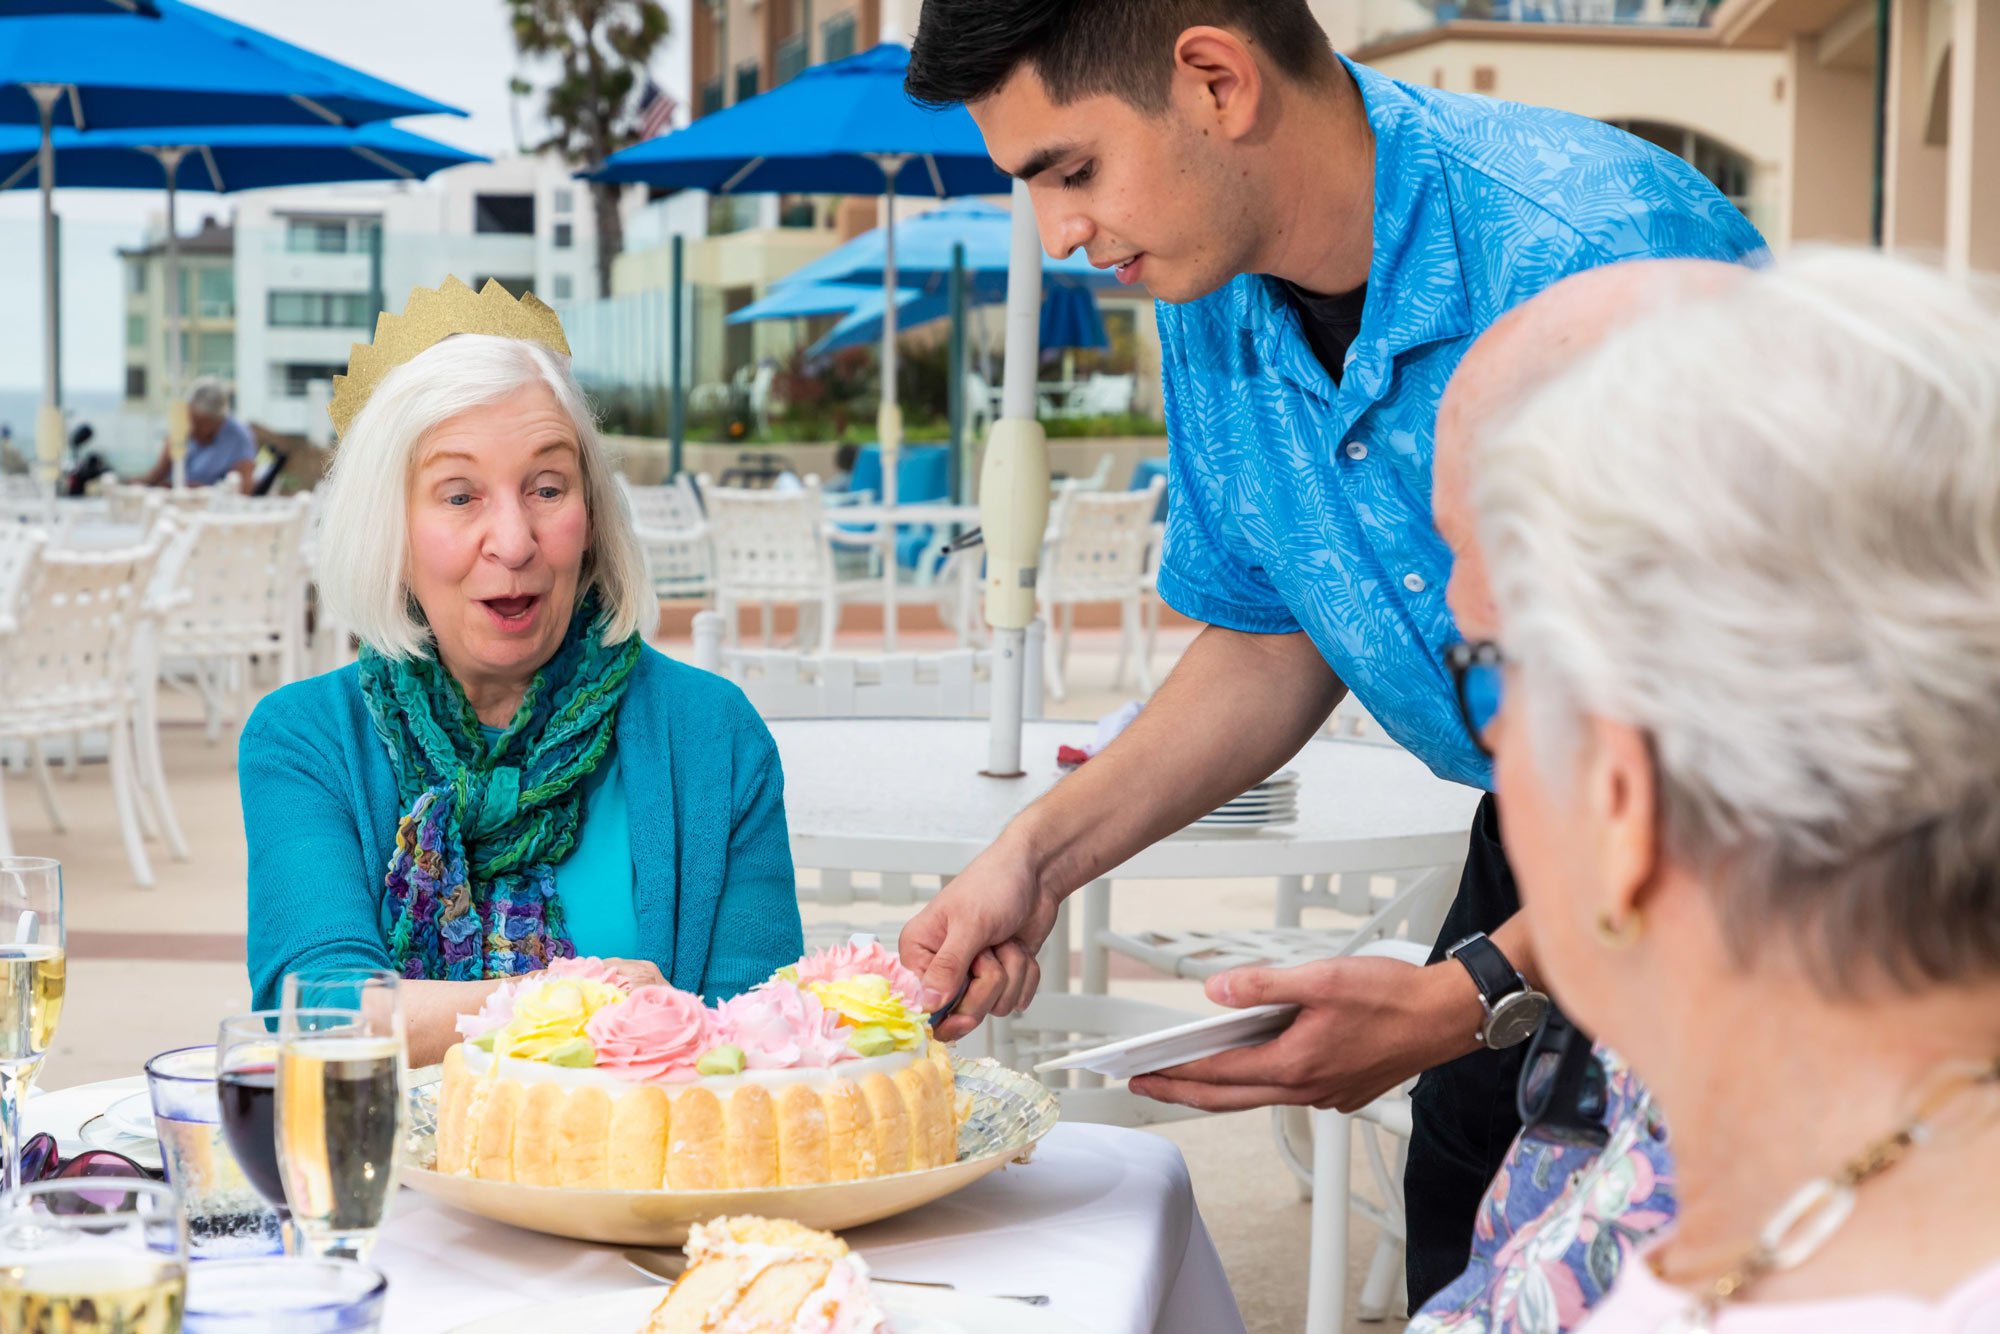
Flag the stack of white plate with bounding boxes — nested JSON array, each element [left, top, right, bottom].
[[1192, 769, 1299, 830]]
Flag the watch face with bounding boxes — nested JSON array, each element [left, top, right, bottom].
[[1487, 992, 1551, 1049]]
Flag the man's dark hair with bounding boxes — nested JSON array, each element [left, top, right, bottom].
[[906, 0, 1337, 112]]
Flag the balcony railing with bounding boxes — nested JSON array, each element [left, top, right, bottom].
[[700, 78, 724, 117], [775, 33, 809, 86]]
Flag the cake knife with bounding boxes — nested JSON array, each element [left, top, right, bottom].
[[619, 1249, 1050, 1305]]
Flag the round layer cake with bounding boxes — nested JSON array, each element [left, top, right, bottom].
[[432, 944, 965, 1190]]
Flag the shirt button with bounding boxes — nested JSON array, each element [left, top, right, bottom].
[[1345, 441, 1368, 461], [1403, 573, 1427, 594]]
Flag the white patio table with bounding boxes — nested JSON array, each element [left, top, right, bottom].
[[766, 717, 1482, 991], [26, 1078, 1245, 1334]]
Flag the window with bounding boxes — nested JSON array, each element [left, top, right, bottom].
[[734, 60, 761, 104], [285, 218, 351, 254], [776, 32, 809, 85], [125, 366, 147, 400], [551, 273, 574, 301], [127, 314, 147, 350], [470, 275, 535, 299], [553, 222, 574, 249], [197, 267, 234, 320], [268, 291, 375, 328], [700, 78, 725, 116], [553, 188, 574, 215], [1609, 120, 1752, 210], [474, 194, 536, 235], [128, 263, 147, 295], [821, 11, 856, 62], [779, 196, 818, 228], [282, 363, 347, 398], [196, 333, 234, 378]]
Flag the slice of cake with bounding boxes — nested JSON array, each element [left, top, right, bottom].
[[639, 1216, 889, 1334]]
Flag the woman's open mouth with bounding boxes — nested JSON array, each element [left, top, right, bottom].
[[480, 594, 542, 632]]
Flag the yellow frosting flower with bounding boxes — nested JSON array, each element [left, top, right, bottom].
[[806, 976, 924, 1051], [495, 978, 627, 1063]]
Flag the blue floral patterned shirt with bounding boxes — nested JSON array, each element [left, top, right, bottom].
[[1155, 57, 1767, 789]]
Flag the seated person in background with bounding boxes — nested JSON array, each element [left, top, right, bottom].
[[1438, 248, 2000, 1331], [242, 280, 803, 1066], [139, 376, 256, 494]]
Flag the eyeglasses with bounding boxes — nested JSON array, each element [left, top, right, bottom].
[[1445, 639, 1505, 757], [1516, 1012, 1610, 1149], [14, 1131, 159, 1212]]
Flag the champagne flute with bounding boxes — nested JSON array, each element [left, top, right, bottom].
[[0, 858, 63, 1196], [0, 1177, 187, 1333], [216, 1009, 356, 1255], [276, 970, 403, 1262]]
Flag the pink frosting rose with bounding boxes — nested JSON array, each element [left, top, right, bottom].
[[453, 956, 632, 1043], [584, 984, 714, 1084], [712, 980, 856, 1070], [789, 942, 924, 1010]]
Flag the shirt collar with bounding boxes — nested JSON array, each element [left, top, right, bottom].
[[1238, 57, 1474, 403]]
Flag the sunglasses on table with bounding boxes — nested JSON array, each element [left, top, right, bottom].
[[14, 1132, 162, 1212], [1444, 639, 1505, 758]]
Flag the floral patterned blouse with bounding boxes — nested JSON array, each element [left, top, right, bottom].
[[1410, 1046, 1679, 1334]]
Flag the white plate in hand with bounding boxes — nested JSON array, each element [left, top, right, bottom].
[[1033, 1005, 1299, 1081], [446, 1285, 1090, 1333]]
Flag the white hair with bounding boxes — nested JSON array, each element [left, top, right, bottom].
[[1475, 248, 2000, 991], [314, 334, 650, 660], [187, 376, 231, 415]]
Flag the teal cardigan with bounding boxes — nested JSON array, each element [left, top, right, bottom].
[[239, 645, 804, 1010]]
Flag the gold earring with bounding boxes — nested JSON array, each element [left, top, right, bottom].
[[1593, 909, 1643, 950]]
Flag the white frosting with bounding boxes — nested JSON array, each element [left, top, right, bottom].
[[457, 1041, 924, 1094]]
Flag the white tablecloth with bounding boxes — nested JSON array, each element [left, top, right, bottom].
[[28, 1080, 1244, 1334]]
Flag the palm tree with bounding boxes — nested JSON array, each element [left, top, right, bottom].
[[507, 0, 671, 299]]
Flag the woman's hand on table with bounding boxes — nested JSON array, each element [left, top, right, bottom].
[[900, 837, 1059, 1041], [1128, 956, 1485, 1114]]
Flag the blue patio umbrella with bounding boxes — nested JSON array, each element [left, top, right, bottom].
[[781, 199, 1114, 301], [809, 282, 1103, 357], [1038, 285, 1109, 354], [0, 0, 464, 483], [0, 121, 484, 193], [592, 43, 1010, 558], [725, 280, 929, 327], [11, 2, 158, 13]]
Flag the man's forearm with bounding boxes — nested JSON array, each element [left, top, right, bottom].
[[1008, 625, 1346, 904]]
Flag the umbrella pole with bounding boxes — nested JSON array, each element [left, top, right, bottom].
[[157, 148, 191, 489], [29, 85, 64, 510], [871, 154, 909, 651], [983, 180, 1052, 779]]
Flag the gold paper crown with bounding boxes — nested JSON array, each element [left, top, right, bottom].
[[327, 276, 572, 438]]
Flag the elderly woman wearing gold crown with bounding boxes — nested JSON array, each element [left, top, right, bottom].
[[240, 278, 802, 1064]]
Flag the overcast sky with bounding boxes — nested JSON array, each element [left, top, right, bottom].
[[0, 0, 558, 393]]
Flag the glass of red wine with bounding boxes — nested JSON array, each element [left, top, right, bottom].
[[215, 1008, 357, 1255]]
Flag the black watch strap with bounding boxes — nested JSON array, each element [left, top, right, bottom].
[[1448, 933, 1524, 1005]]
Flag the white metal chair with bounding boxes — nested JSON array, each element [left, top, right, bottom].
[[1037, 477, 1166, 700], [622, 475, 716, 604], [0, 532, 179, 886], [702, 476, 880, 653], [1065, 374, 1137, 419], [155, 497, 312, 741]]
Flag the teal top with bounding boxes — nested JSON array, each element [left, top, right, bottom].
[[478, 724, 641, 961], [241, 645, 803, 1009]]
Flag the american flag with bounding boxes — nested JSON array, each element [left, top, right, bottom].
[[635, 76, 678, 141]]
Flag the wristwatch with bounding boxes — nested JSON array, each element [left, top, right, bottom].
[[1446, 933, 1550, 1050]]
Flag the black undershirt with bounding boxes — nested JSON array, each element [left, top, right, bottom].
[[1281, 279, 1369, 386]]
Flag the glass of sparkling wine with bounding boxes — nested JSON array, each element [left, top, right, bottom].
[[276, 970, 404, 1262], [0, 1177, 187, 1333], [0, 857, 63, 1196]]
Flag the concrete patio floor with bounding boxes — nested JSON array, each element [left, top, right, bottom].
[[16, 620, 1411, 1334]]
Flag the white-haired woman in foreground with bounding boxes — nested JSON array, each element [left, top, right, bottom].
[[241, 305, 801, 1065], [1459, 250, 2000, 1331]]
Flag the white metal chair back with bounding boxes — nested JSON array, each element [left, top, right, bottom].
[[104, 484, 167, 528], [623, 475, 715, 601], [157, 497, 311, 660], [1069, 374, 1136, 418], [702, 476, 836, 600], [0, 475, 38, 502], [1041, 478, 1164, 606], [0, 524, 45, 616], [692, 610, 1045, 719], [0, 534, 164, 728]]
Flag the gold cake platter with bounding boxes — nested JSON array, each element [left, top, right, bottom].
[[398, 1057, 1060, 1247]]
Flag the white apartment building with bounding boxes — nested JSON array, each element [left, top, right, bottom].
[[232, 155, 600, 437]]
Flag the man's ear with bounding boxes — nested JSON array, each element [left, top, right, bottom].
[[1172, 26, 1264, 141]]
